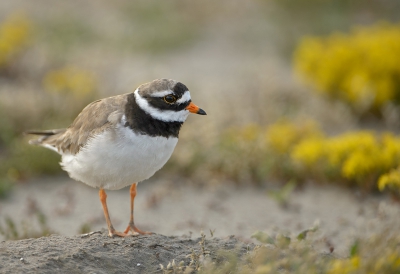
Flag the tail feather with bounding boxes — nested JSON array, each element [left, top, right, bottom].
[[25, 129, 66, 136], [25, 129, 66, 146]]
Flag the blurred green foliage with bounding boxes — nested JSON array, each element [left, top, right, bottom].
[[267, 180, 296, 208], [78, 223, 92, 235], [38, 18, 98, 54], [0, 65, 98, 197], [4, 141, 61, 179], [169, 121, 321, 185], [36, 0, 208, 56], [118, 1, 205, 53], [0, 212, 53, 240], [197, 228, 400, 274]]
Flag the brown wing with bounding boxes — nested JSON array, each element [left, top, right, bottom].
[[28, 94, 128, 155]]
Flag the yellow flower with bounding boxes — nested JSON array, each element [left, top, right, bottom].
[[291, 138, 326, 167], [43, 66, 97, 98], [326, 131, 376, 168], [240, 124, 262, 142], [342, 150, 377, 180], [265, 120, 299, 154], [255, 265, 273, 274], [265, 120, 322, 154], [0, 12, 32, 68], [328, 256, 361, 274], [220, 118, 400, 189], [294, 22, 400, 114], [378, 168, 400, 192]]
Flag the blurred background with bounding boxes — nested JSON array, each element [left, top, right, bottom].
[[1, 0, 400, 270]]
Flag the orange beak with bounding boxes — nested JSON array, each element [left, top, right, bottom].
[[185, 102, 207, 115]]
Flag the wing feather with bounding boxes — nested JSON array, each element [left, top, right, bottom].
[[27, 94, 128, 155]]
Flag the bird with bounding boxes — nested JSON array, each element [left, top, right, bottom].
[[26, 79, 206, 237]]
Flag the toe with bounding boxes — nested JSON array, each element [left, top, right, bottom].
[[124, 224, 153, 235], [109, 230, 128, 237]]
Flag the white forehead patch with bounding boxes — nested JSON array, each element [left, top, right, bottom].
[[134, 89, 190, 122], [151, 90, 173, 97]]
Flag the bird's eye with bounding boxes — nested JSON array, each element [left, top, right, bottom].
[[163, 94, 176, 104]]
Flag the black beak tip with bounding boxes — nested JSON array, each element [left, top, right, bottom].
[[197, 108, 207, 115]]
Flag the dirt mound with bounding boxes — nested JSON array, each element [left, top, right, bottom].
[[0, 232, 253, 273]]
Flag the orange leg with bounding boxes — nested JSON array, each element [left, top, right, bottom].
[[123, 183, 153, 235], [99, 189, 126, 237]]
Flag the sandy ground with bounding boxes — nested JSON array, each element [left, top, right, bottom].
[[0, 232, 253, 273], [1, 176, 399, 259]]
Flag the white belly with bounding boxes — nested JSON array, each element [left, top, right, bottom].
[[60, 126, 178, 190]]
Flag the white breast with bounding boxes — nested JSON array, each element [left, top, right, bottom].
[[60, 125, 178, 190]]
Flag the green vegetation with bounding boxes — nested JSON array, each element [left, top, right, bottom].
[[209, 234, 400, 273], [118, 1, 207, 53], [37, 18, 99, 54], [157, 223, 400, 273], [0, 212, 52, 240]]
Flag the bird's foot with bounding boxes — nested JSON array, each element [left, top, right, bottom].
[[108, 228, 128, 238], [124, 222, 153, 235]]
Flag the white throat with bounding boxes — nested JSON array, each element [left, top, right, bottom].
[[134, 89, 190, 122]]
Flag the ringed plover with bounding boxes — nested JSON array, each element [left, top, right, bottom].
[[27, 79, 206, 237]]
